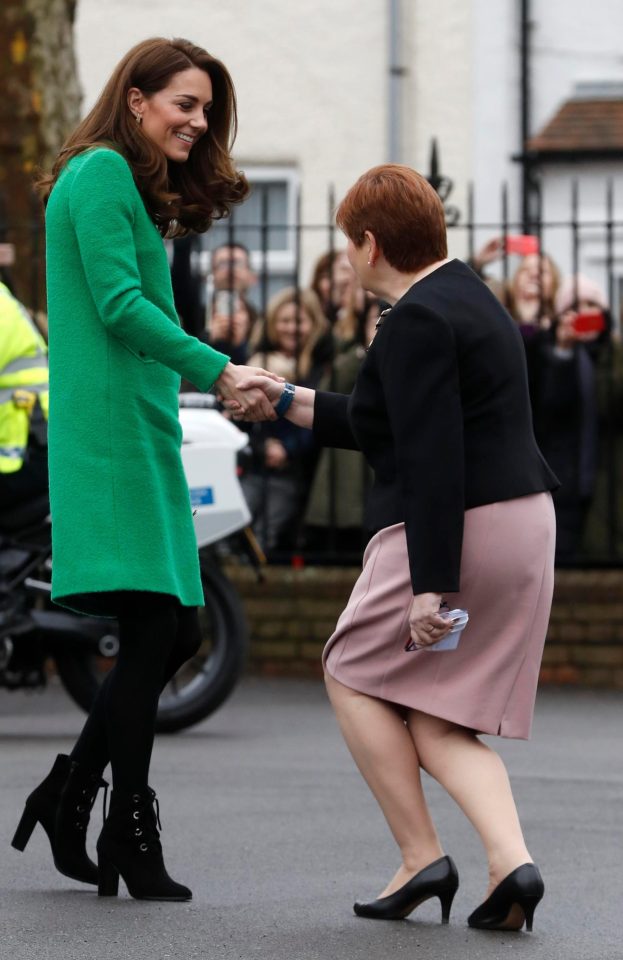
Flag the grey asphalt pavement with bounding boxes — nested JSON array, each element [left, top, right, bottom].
[[1, 678, 622, 960]]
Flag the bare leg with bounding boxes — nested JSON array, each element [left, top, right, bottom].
[[325, 674, 443, 897], [407, 711, 532, 896]]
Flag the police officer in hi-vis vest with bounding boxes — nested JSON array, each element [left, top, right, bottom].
[[0, 282, 49, 510]]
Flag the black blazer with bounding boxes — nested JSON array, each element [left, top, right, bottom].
[[313, 259, 559, 594]]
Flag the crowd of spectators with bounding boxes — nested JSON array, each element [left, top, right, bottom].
[[2, 214, 618, 564], [184, 238, 617, 561], [471, 239, 613, 560], [190, 243, 380, 555]]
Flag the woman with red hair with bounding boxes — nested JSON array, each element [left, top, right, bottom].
[[231, 164, 558, 932]]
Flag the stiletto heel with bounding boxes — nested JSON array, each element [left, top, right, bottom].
[[354, 855, 459, 921], [98, 856, 120, 897], [521, 895, 541, 932], [11, 808, 38, 852], [467, 863, 544, 932], [439, 885, 457, 924]]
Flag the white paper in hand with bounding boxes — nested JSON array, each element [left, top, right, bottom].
[[426, 608, 469, 651]]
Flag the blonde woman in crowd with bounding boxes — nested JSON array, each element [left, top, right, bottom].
[[242, 287, 330, 551]]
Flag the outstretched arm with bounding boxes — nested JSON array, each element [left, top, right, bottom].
[[226, 377, 360, 450], [216, 365, 283, 421], [226, 375, 316, 428], [69, 150, 280, 419]]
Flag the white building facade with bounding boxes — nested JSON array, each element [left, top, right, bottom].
[[75, 0, 623, 304]]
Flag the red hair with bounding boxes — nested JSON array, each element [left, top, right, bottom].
[[336, 164, 447, 272]]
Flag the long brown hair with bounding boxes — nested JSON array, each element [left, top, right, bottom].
[[255, 287, 329, 380], [36, 37, 249, 235], [506, 253, 561, 324]]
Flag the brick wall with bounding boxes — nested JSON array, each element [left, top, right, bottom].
[[226, 565, 623, 689], [541, 570, 623, 688]]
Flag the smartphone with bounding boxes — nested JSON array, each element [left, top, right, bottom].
[[504, 234, 540, 256], [572, 311, 606, 335], [214, 290, 241, 316]]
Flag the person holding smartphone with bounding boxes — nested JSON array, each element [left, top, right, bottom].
[[553, 275, 608, 347], [530, 274, 611, 559], [469, 238, 561, 337], [202, 289, 257, 365]]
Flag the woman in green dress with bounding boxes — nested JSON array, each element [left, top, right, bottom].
[[11, 37, 277, 902]]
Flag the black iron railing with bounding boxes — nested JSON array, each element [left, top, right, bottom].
[[2, 176, 623, 568]]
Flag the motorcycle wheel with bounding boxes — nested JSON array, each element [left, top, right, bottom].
[[55, 557, 248, 733]]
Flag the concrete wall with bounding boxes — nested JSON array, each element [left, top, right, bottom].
[[470, 0, 623, 298], [74, 1, 623, 290], [530, 0, 623, 132], [75, 0, 390, 278], [404, 0, 473, 260], [74, 0, 478, 274], [471, 0, 523, 223]]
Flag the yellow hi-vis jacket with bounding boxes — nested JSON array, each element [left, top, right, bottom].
[[0, 282, 49, 474]]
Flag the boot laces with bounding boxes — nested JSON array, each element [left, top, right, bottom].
[[148, 789, 162, 832], [70, 769, 107, 829], [101, 788, 162, 846], [133, 790, 162, 851], [101, 782, 110, 822]]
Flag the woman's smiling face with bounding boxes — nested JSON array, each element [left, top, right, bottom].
[[274, 302, 314, 356], [129, 67, 213, 163]]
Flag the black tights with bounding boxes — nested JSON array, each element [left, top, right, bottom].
[[70, 592, 201, 792]]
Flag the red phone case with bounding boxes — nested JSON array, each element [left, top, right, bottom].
[[572, 312, 606, 334], [504, 235, 540, 256]]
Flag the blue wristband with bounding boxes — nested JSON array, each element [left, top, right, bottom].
[[274, 382, 295, 417]]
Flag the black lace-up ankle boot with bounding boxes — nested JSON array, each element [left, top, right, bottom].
[[12, 754, 107, 884], [96, 788, 192, 901]]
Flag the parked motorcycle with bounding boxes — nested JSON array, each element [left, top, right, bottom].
[[0, 395, 258, 732]]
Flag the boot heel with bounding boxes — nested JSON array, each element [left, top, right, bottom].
[[11, 808, 38, 852], [98, 857, 120, 897], [439, 885, 458, 924]]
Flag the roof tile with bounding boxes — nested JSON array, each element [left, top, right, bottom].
[[527, 99, 623, 153]]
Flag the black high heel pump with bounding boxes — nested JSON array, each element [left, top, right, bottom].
[[353, 855, 459, 922], [467, 863, 544, 932]]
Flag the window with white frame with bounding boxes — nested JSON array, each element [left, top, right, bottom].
[[200, 165, 300, 309]]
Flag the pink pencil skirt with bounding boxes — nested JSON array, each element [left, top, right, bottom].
[[323, 493, 556, 739]]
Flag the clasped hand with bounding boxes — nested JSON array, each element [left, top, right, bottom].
[[407, 593, 454, 650], [215, 364, 283, 421]]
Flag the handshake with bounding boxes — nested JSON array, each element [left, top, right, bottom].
[[215, 362, 289, 422]]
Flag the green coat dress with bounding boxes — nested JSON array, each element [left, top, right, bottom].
[[45, 147, 229, 616]]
